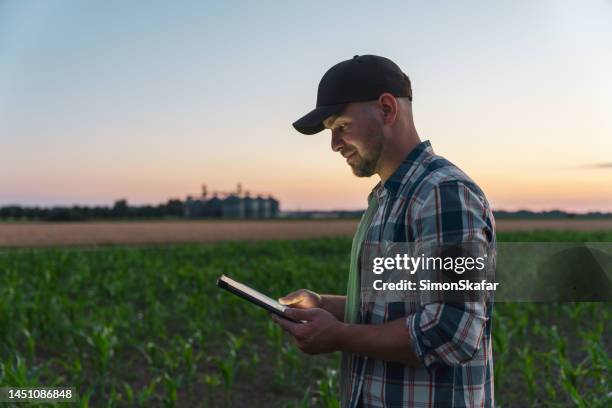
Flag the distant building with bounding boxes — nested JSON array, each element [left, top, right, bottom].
[[256, 195, 269, 218], [184, 184, 280, 219], [243, 194, 258, 218], [221, 194, 245, 218]]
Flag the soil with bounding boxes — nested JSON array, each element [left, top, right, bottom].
[[1, 219, 611, 248]]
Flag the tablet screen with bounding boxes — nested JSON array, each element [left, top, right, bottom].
[[218, 274, 287, 314]]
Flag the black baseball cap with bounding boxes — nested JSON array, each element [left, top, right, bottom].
[[292, 55, 412, 135]]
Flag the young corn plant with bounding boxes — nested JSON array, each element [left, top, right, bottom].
[[86, 325, 118, 375], [518, 346, 536, 403], [314, 367, 339, 408], [214, 331, 245, 407], [491, 309, 511, 390], [122, 382, 134, 406], [0, 354, 41, 387], [21, 328, 36, 361], [284, 386, 314, 408], [78, 388, 93, 408], [163, 372, 178, 408], [138, 376, 161, 407], [280, 343, 302, 381], [181, 337, 199, 390], [203, 373, 221, 407]]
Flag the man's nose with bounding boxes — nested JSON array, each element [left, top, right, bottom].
[[330, 131, 343, 152]]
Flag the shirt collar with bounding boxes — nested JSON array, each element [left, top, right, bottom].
[[368, 140, 434, 202], [369, 140, 434, 201]]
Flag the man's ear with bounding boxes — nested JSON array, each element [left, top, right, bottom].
[[378, 93, 398, 126]]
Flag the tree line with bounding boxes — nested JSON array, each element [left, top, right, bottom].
[[1, 201, 610, 222], [0, 199, 184, 221]]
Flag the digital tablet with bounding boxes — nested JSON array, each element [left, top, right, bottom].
[[216, 274, 305, 323]]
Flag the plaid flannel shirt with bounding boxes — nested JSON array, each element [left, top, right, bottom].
[[340, 140, 496, 408]]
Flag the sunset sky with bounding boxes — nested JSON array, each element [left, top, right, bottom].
[[1, 0, 611, 212]]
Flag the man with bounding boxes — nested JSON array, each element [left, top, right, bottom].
[[272, 55, 496, 408]]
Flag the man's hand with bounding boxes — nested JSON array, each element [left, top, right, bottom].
[[278, 289, 322, 309], [279, 290, 346, 321], [273, 308, 421, 366], [272, 307, 344, 355]]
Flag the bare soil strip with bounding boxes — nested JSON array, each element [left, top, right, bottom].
[[0, 219, 611, 248]]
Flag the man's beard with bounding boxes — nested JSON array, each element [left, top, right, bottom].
[[349, 125, 384, 177]]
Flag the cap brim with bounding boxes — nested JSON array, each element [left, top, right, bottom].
[[292, 104, 347, 135]]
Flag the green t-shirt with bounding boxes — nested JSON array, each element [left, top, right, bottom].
[[344, 192, 380, 324]]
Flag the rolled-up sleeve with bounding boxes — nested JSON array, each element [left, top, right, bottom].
[[405, 180, 494, 368], [407, 302, 488, 367]]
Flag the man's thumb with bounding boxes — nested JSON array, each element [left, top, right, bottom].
[[279, 293, 304, 305]]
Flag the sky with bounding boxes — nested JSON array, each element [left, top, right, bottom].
[[1, 0, 611, 212]]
